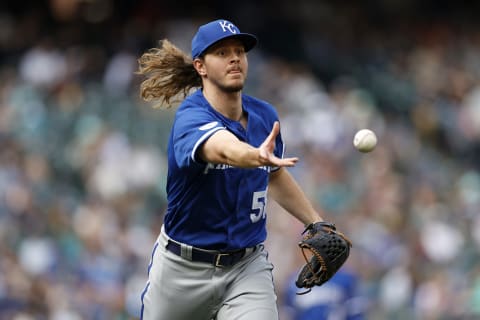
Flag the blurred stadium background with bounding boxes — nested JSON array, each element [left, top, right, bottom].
[[1, 0, 480, 319]]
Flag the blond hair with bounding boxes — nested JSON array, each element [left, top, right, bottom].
[[137, 40, 202, 108]]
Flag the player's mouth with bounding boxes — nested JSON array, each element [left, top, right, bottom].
[[227, 70, 243, 81], [227, 67, 242, 75]]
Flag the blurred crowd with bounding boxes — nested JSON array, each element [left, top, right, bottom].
[[1, 0, 480, 319]]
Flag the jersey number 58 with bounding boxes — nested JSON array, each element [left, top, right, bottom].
[[250, 190, 267, 223]]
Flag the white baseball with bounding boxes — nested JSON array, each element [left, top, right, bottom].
[[353, 129, 377, 153]]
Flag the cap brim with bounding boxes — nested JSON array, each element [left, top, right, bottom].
[[201, 33, 258, 57], [232, 33, 257, 52]]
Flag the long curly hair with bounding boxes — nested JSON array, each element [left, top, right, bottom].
[[137, 39, 202, 108]]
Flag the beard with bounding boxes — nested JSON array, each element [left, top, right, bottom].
[[211, 76, 244, 93], [221, 83, 244, 93]]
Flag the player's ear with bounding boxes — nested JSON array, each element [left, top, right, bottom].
[[193, 58, 207, 76]]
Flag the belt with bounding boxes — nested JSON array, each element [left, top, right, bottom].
[[166, 240, 249, 268]]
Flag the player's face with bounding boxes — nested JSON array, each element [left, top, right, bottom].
[[201, 39, 248, 92]]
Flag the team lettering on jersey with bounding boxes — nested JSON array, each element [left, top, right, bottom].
[[203, 163, 272, 174]]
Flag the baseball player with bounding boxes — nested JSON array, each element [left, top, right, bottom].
[[138, 19, 326, 320]]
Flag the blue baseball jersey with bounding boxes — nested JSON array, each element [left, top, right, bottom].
[[164, 89, 284, 251]]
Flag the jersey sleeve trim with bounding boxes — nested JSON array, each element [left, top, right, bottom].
[[191, 126, 226, 163]]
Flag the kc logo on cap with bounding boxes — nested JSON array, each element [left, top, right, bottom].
[[191, 19, 257, 59], [218, 20, 239, 34]]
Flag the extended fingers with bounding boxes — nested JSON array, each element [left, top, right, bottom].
[[266, 121, 280, 144], [274, 156, 299, 167]]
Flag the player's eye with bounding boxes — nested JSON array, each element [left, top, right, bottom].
[[235, 48, 245, 56], [216, 49, 226, 56], [214, 47, 244, 58]]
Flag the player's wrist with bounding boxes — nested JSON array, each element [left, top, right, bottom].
[[304, 217, 323, 228], [303, 220, 335, 234]]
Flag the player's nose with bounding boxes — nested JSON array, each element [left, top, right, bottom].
[[230, 53, 240, 63]]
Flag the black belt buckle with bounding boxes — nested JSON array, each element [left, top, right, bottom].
[[214, 249, 247, 268], [215, 253, 231, 268]]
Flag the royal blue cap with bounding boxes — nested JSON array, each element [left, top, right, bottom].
[[191, 19, 257, 59]]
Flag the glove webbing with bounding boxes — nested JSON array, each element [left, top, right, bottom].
[[297, 244, 327, 295]]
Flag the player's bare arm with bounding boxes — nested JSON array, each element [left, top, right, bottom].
[[268, 167, 324, 225], [199, 121, 298, 168]]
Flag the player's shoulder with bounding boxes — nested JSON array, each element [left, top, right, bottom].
[[242, 94, 278, 117], [178, 89, 205, 110], [175, 89, 211, 120], [242, 94, 273, 108]]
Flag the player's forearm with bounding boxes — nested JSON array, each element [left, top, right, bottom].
[[200, 130, 267, 168], [268, 168, 324, 225], [217, 140, 264, 168], [200, 126, 297, 168]]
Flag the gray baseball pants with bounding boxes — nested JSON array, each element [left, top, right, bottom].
[[140, 226, 279, 320]]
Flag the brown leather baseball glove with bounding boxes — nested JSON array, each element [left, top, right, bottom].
[[295, 221, 352, 294]]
